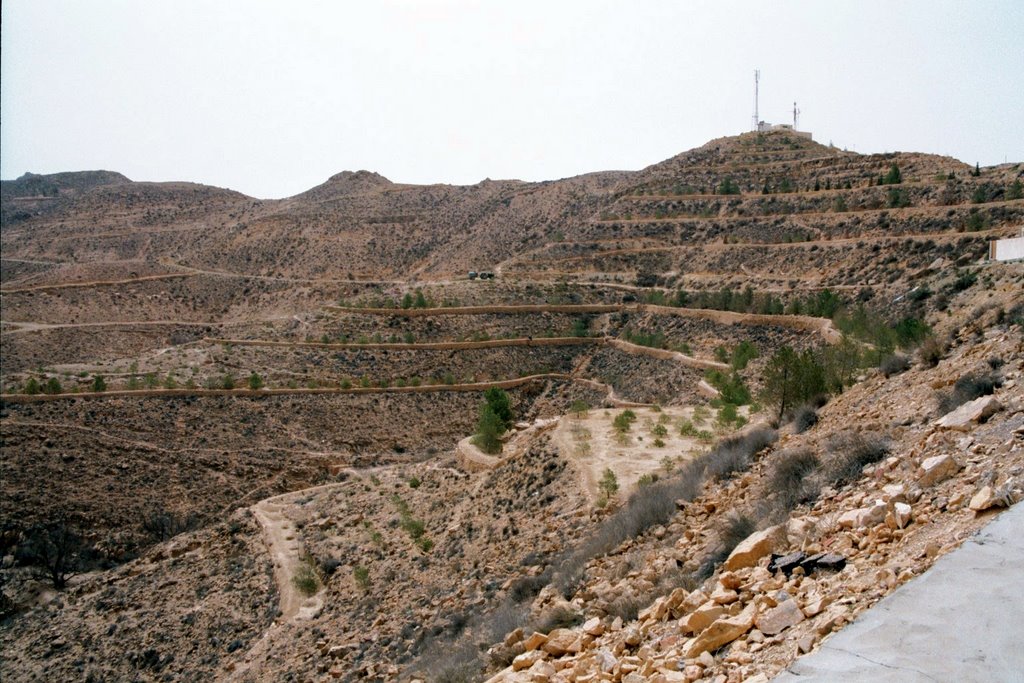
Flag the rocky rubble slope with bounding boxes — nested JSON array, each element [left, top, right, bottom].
[[479, 313, 1022, 683]]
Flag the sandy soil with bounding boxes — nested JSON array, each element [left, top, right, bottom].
[[552, 405, 720, 502]]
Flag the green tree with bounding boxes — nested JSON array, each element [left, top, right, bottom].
[[413, 289, 428, 308], [1007, 180, 1023, 200], [91, 375, 107, 392], [717, 177, 741, 195], [884, 162, 902, 185], [23, 377, 41, 395], [401, 292, 414, 309], [570, 399, 590, 419], [471, 404, 506, 455], [221, 373, 236, 390], [759, 346, 826, 421], [248, 372, 264, 390], [730, 341, 759, 371], [483, 387, 513, 429], [598, 468, 619, 498], [43, 377, 63, 395], [613, 409, 637, 433]]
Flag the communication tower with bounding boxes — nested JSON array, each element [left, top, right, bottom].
[[751, 70, 760, 131]]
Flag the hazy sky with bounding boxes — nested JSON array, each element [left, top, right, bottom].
[[2, 0, 1022, 199]]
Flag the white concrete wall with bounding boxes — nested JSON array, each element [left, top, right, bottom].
[[990, 236, 1024, 262]]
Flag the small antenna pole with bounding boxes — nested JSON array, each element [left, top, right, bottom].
[[793, 101, 800, 129], [752, 70, 760, 131]]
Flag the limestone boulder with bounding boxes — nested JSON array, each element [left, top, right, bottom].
[[754, 598, 805, 635], [541, 628, 580, 656], [679, 601, 726, 635], [512, 650, 544, 671], [935, 396, 1002, 431], [724, 524, 785, 571], [682, 604, 755, 658], [917, 454, 961, 487]]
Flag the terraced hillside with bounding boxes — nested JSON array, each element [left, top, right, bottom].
[[1, 130, 1022, 683]]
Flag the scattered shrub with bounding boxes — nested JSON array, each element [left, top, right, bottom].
[[880, 353, 911, 378], [353, 565, 370, 589], [792, 404, 818, 433], [703, 427, 778, 481], [598, 469, 619, 499], [292, 561, 319, 596], [91, 375, 107, 392], [612, 410, 637, 433], [825, 431, 891, 487], [937, 371, 1001, 414], [534, 606, 582, 634], [768, 448, 821, 511], [320, 557, 341, 577], [720, 513, 757, 553], [918, 336, 946, 368]]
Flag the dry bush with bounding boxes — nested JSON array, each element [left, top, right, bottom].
[[936, 371, 1001, 414], [918, 336, 946, 368], [879, 353, 911, 378], [703, 427, 778, 481], [768, 448, 821, 512], [792, 405, 819, 434], [825, 431, 891, 487]]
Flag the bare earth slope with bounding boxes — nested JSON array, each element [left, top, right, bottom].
[[1, 130, 1022, 682]]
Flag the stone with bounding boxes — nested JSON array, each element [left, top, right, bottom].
[[504, 627, 524, 647], [801, 594, 832, 617], [767, 551, 807, 576], [680, 590, 708, 614], [969, 481, 1018, 511], [529, 660, 556, 680], [797, 635, 816, 654], [682, 605, 755, 658], [893, 501, 913, 529], [595, 649, 618, 673], [800, 552, 846, 573], [623, 626, 642, 646], [512, 650, 544, 671], [682, 665, 704, 681], [541, 629, 580, 656], [679, 602, 726, 635], [754, 599, 805, 635], [522, 632, 548, 652], [863, 500, 888, 526], [935, 396, 1002, 431], [583, 617, 605, 636], [698, 651, 716, 667], [719, 572, 742, 590], [837, 509, 864, 529], [710, 587, 738, 605], [917, 454, 962, 487], [724, 524, 785, 571], [785, 515, 818, 547]]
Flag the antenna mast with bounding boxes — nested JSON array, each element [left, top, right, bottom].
[[752, 70, 760, 131], [793, 101, 800, 129]]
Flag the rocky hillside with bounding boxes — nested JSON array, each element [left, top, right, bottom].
[[0, 130, 1021, 682]]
